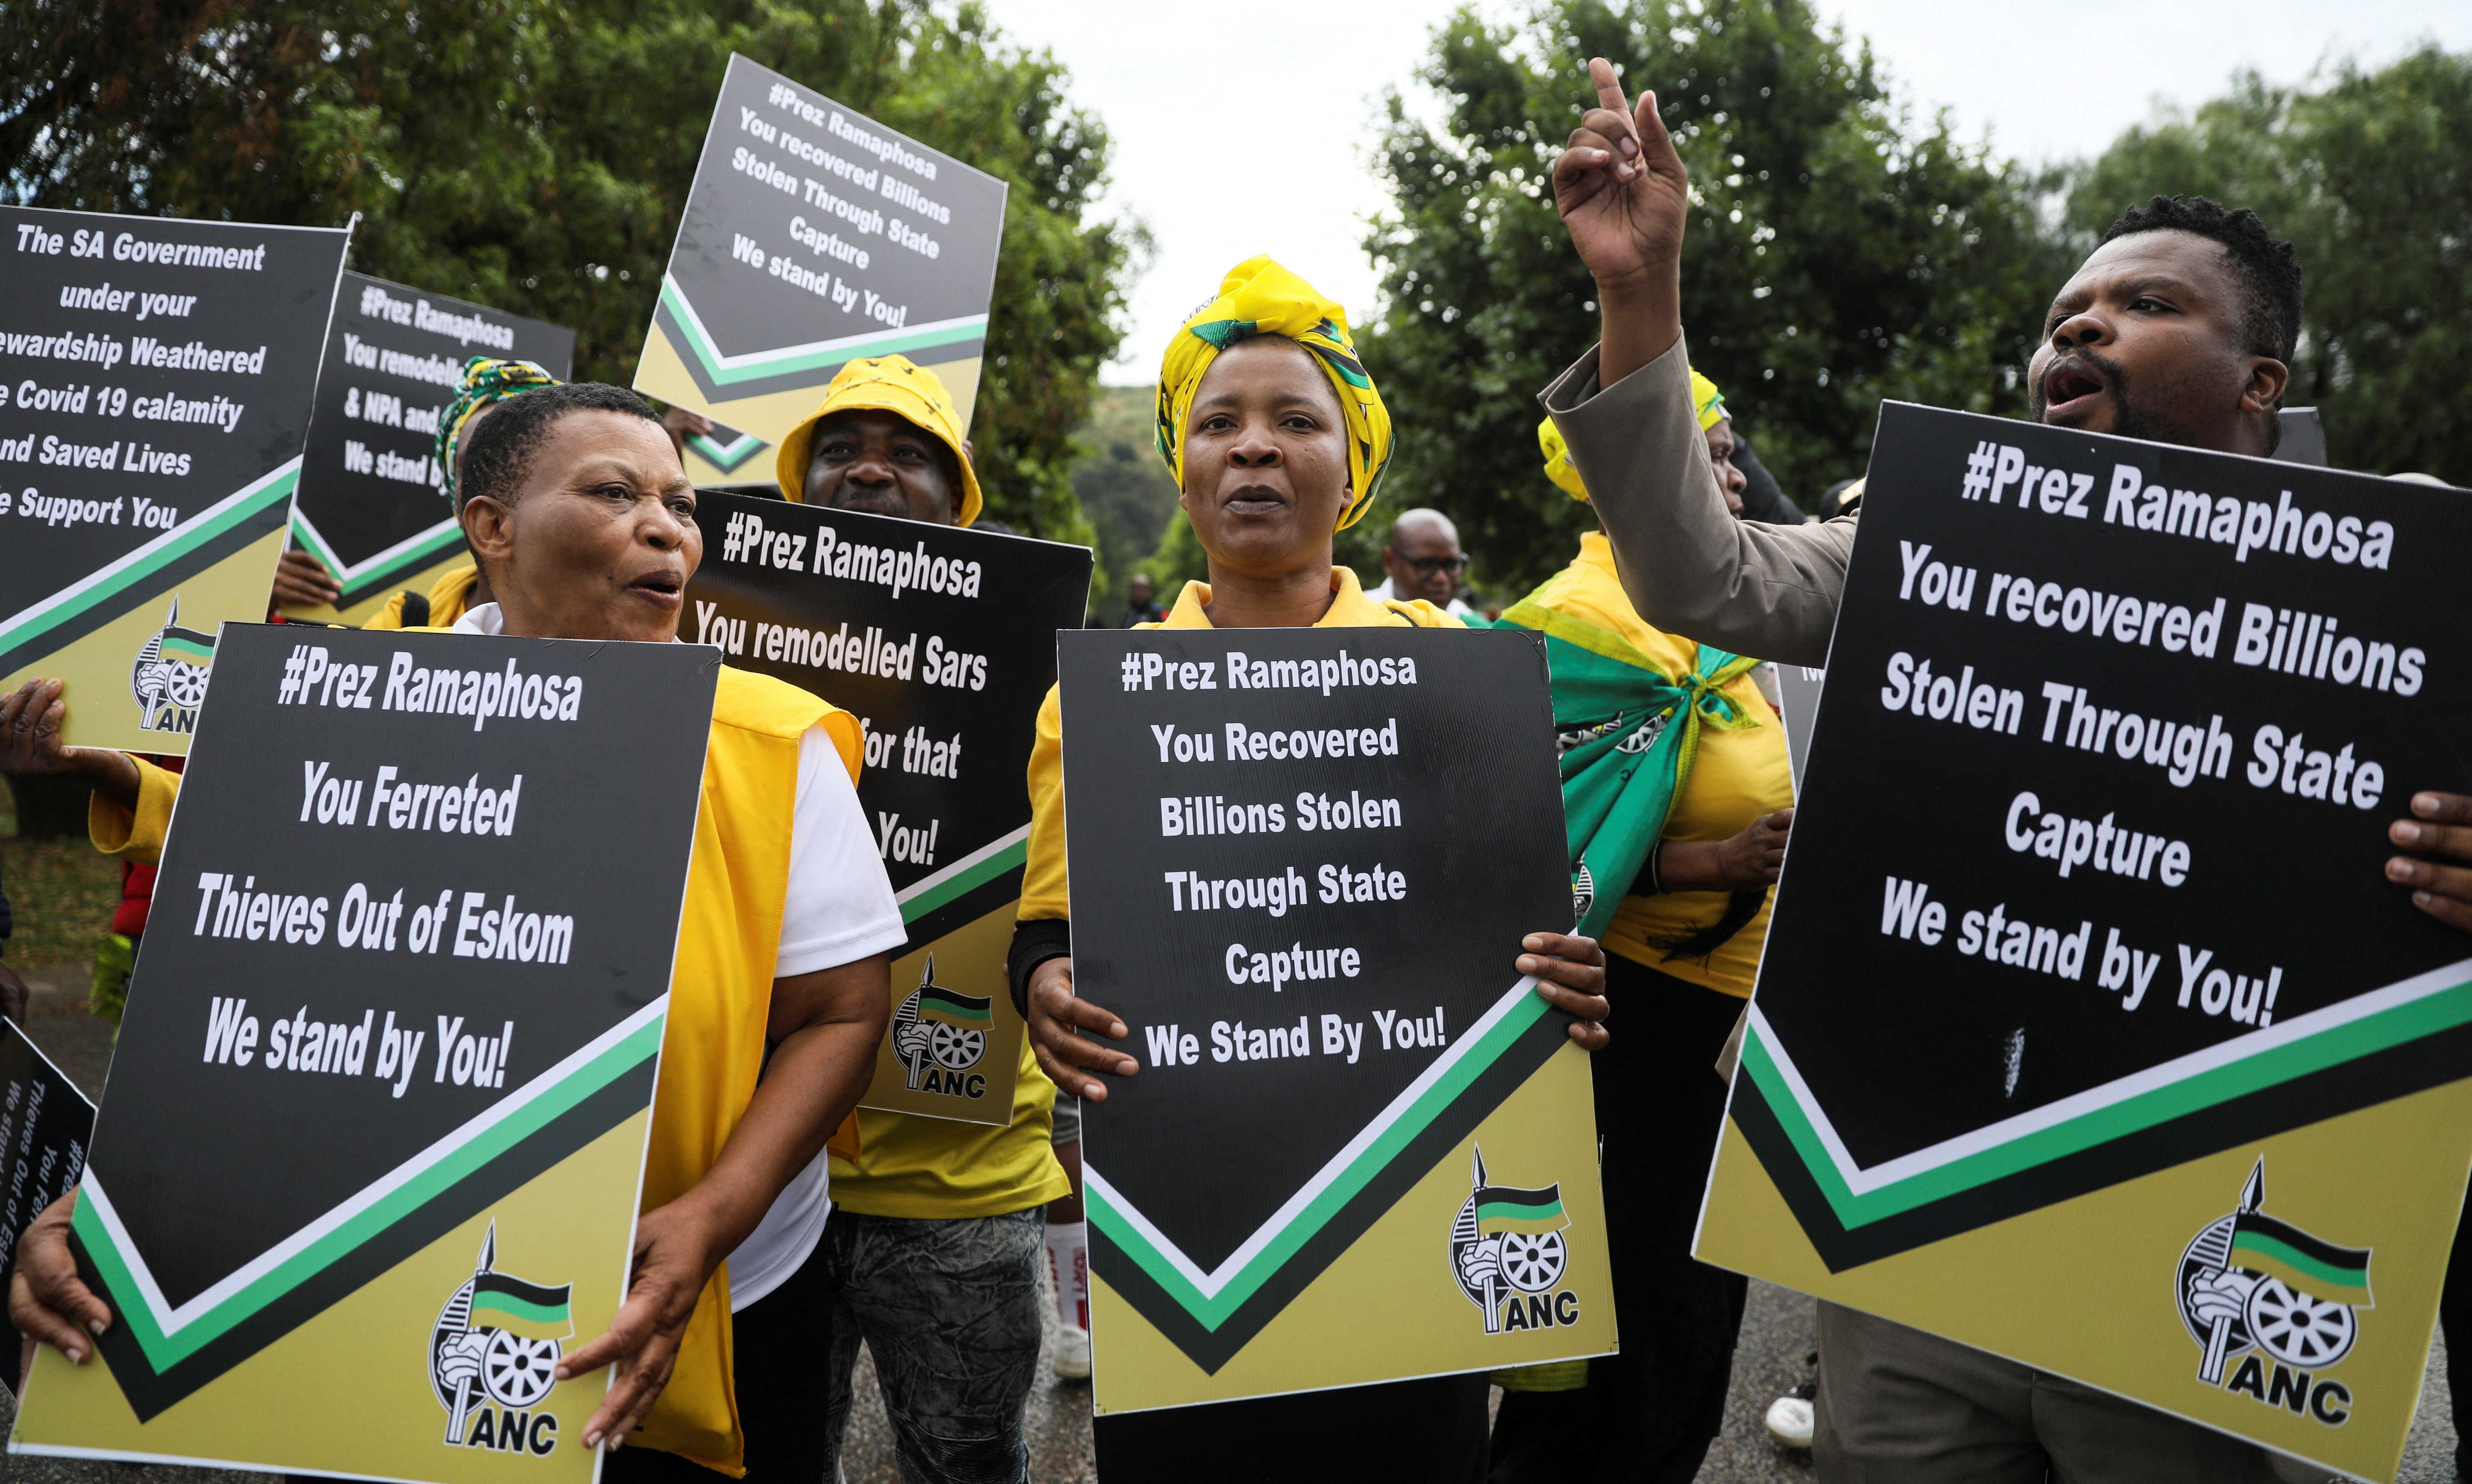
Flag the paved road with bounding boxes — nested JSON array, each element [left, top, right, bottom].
[[3, 965, 2456, 1483]]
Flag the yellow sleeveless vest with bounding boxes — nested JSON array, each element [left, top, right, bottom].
[[640, 665, 862, 1472], [89, 658, 861, 1475]]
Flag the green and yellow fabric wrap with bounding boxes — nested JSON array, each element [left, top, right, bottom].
[[1492, 600, 1761, 942], [1154, 255, 1392, 532]]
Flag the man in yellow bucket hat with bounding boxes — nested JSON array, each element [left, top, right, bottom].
[[774, 355, 984, 526], [771, 355, 1086, 1474]]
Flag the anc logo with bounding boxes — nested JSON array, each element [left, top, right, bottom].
[[431, 1223, 573, 1456], [891, 955, 991, 1099], [1450, 1147, 1581, 1335], [129, 596, 216, 734], [2177, 1160, 2368, 1427]]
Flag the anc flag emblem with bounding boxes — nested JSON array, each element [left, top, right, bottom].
[[1474, 1184, 1569, 1236], [2229, 1213, 2373, 1306], [468, 1272, 574, 1342], [918, 987, 991, 1026]]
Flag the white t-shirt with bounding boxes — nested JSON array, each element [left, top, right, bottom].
[[1369, 575, 1475, 617], [453, 604, 904, 1306]]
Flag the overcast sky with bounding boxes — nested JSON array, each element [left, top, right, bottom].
[[981, 0, 2468, 383]]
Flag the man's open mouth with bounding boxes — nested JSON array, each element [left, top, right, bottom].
[[2041, 361, 2108, 421]]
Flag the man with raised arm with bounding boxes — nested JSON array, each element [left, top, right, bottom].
[[1532, 53, 2447, 1484]]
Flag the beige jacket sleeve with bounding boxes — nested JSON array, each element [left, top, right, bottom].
[[1540, 335, 1858, 668]]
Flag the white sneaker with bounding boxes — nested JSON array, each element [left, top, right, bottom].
[[1765, 1393, 1815, 1448], [1053, 1325, 1091, 1380]]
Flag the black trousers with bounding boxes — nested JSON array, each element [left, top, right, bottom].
[[1094, 1371, 1491, 1484], [2443, 1198, 2472, 1476], [1489, 958, 1749, 1483], [600, 1235, 838, 1484]]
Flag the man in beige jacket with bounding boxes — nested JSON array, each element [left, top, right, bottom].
[[1532, 53, 2472, 1484]]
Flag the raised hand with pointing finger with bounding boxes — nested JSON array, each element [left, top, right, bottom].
[[1551, 56, 1693, 385]]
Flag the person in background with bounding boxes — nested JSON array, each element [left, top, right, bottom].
[[776, 355, 981, 527], [1011, 254, 1612, 1481], [771, 353, 1077, 1476], [1726, 428, 1805, 524], [1543, 53, 2341, 1483], [4, 382, 898, 1480], [1120, 571, 1164, 627], [364, 356, 564, 631], [1487, 418, 1792, 1482], [1371, 506, 1477, 616]]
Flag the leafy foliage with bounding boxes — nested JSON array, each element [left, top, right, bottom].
[[1361, 0, 2068, 595], [2061, 47, 2472, 484], [0, 0, 1138, 537]]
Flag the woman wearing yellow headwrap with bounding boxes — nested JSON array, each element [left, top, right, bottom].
[[1008, 256, 1612, 1480], [1496, 408, 1793, 1482], [363, 356, 565, 629]]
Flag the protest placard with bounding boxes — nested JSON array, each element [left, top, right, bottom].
[[681, 416, 772, 486], [282, 272, 574, 626], [1696, 402, 2472, 1481], [0, 1019, 96, 1397], [635, 53, 1007, 448], [9, 624, 715, 1482], [0, 207, 348, 753], [1055, 626, 1613, 1414], [687, 493, 1088, 1124]]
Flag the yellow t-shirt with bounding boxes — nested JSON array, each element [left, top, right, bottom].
[[829, 1033, 1067, 1219], [362, 564, 482, 631], [1021, 567, 1454, 922], [1522, 533, 1793, 998]]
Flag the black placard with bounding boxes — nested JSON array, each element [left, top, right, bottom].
[[0, 208, 348, 729], [1742, 402, 2472, 1266], [290, 272, 574, 606], [0, 1019, 97, 1395], [69, 623, 712, 1411], [1059, 626, 1570, 1272], [685, 493, 1090, 946], [640, 53, 1008, 427]]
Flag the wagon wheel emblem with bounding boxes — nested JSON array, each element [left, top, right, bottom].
[[930, 1022, 985, 1070], [480, 1328, 561, 1407], [1497, 1231, 1567, 1295], [2244, 1277, 2359, 1368]]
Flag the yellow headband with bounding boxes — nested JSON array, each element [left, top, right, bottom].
[[1538, 417, 1587, 501], [1691, 369, 1727, 431], [1155, 255, 1392, 532], [1540, 369, 1725, 502], [775, 355, 983, 526]]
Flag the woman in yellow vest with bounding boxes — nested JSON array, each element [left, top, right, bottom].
[[1006, 257, 1611, 1480], [1488, 405, 1793, 1481], [3, 384, 899, 1480]]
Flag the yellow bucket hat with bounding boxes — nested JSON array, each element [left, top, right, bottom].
[[1155, 255, 1392, 532], [774, 355, 983, 526]]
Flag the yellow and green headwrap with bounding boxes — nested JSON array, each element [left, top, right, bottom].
[[1155, 255, 1392, 532], [1539, 418, 1587, 501], [436, 356, 561, 509], [1690, 369, 1728, 431], [1538, 370, 1727, 504]]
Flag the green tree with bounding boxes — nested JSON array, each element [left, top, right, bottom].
[[0, 0, 1136, 538], [1069, 385, 1181, 613], [1361, 0, 2067, 595], [2061, 47, 2472, 483]]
